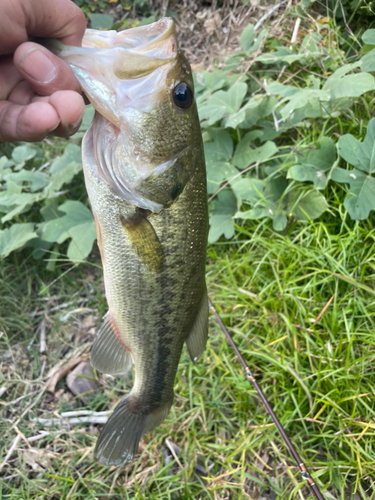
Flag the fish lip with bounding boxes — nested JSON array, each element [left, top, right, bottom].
[[83, 17, 177, 55]]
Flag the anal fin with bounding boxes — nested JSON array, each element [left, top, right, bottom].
[[91, 313, 133, 375], [186, 288, 208, 362]]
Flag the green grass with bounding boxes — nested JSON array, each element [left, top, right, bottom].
[[1, 205, 375, 499], [2, 2, 375, 499]]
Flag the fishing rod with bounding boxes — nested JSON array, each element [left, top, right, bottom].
[[208, 299, 325, 500]]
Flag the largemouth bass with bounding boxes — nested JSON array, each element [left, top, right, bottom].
[[55, 18, 208, 466]]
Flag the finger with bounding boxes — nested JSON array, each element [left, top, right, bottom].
[[0, 55, 23, 101], [0, 101, 59, 142], [1, 0, 86, 55], [33, 90, 85, 138], [14, 42, 81, 96]]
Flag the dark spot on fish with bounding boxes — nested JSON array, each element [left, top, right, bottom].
[[171, 183, 181, 200]]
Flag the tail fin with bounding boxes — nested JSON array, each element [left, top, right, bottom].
[[94, 395, 172, 466]]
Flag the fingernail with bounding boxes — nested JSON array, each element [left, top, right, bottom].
[[67, 111, 85, 135], [20, 49, 57, 84]]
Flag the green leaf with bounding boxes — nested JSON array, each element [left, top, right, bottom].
[[238, 95, 277, 129], [288, 137, 337, 189], [363, 29, 375, 45], [233, 135, 278, 170], [40, 200, 96, 262], [257, 47, 305, 65], [44, 144, 82, 197], [240, 24, 256, 52], [204, 129, 237, 193], [361, 49, 375, 72], [5, 170, 49, 192], [240, 25, 267, 54], [90, 13, 114, 29], [199, 82, 248, 126], [323, 67, 375, 99], [11, 145, 37, 165], [0, 223, 37, 257], [332, 167, 375, 219], [209, 190, 237, 243], [230, 177, 264, 204], [337, 118, 375, 173], [291, 190, 328, 221]]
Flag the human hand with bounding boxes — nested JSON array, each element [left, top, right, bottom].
[[0, 0, 86, 142]]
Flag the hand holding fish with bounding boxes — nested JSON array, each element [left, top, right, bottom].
[[0, 0, 86, 142]]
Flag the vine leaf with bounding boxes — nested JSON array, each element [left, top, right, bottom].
[[288, 137, 337, 189], [208, 189, 237, 243], [0, 223, 37, 257], [40, 201, 96, 262], [338, 118, 375, 174]]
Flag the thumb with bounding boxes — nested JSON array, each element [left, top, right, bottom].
[[14, 42, 81, 96]]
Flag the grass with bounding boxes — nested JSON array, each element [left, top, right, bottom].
[[1, 205, 375, 499], [2, 2, 375, 500]]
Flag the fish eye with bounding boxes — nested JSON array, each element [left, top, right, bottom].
[[173, 83, 193, 109]]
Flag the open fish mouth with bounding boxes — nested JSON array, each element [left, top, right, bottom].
[[53, 18, 178, 122]]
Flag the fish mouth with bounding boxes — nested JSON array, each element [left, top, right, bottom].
[[82, 18, 177, 80], [56, 18, 178, 123]]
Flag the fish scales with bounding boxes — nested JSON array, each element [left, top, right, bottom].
[[56, 17, 208, 466]]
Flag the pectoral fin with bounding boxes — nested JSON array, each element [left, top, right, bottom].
[[185, 288, 209, 362], [91, 313, 133, 375], [120, 211, 165, 272]]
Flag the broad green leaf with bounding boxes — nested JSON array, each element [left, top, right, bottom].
[[257, 47, 305, 65], [288, 137, 337, 189], [204, 129, 233, 159], [209, 189, 237, 243], [266, 82, 300, 98], [204, 129, 236, 193], [291, 190, 328, 221], [235, 206, 288, 231], [233, 134, 278, 170], [12, 145, 37, 165], [361, 31, 375, 71], [323, 71, 375, 99], [273, 212, 288, 231], [361, 49, 375, 72], [337, 118, 375, 173], [281, 89, 329, 120], [0, 223, 37, 257], [230, 177, 264, 204], [1, 193, 41, 223], [49, 144, 81, 174], [40, 201, 96, 262], [5, 170, 49, 192], [332, 167, 375, 219], [240, 25, 267, 54], [239, 95, 278, 129], [362, 29, 375, 45], [44, 144, 82, 197], [199, 82, 248, 126], [206, 162, 238, 194], [240, 24, 256, 52], [90, 13, 114, 29]]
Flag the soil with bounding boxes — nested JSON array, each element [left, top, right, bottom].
[[97, 0, 288, 68]]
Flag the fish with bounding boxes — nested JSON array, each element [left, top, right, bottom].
[[55, 18, 208, 466]]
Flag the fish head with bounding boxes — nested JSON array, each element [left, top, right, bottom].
[[57, 19, 201, 211]]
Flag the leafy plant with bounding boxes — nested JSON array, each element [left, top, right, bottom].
[[0, 122, 96, 263], [195, 24, 375, 241]]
